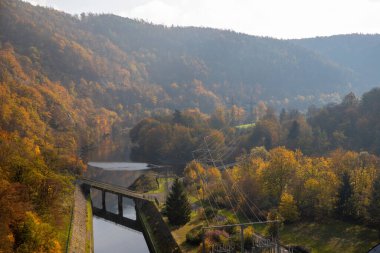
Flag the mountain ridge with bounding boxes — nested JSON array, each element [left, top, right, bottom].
[[2, 0, 368, 116]]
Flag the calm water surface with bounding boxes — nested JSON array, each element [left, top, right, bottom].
[[90, 162, 150, 253], [88, 162, 151, 171], [93, 216, 149, 253]]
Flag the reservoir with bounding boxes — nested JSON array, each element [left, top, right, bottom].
[[87, 162, 151, 253], [93, 217, 149, 253]]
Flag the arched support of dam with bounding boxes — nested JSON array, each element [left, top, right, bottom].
[[81, 178, 181, 253]]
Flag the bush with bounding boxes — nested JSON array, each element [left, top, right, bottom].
[[186, 225, 203, 245], [204, 207, 216, 220], [244, 226, 254, 249], [196, 229, 230, 253], [205, 229, 229, 244], [264, 210, 283, 238], [224, 216, 239, 234]]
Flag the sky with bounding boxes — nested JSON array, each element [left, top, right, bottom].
[[25, 0, 380, 39]]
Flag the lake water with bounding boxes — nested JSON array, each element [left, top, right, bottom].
[[93, 216, 149, 253], [88, 162, 152, 171], [89, 162, 151, 253]]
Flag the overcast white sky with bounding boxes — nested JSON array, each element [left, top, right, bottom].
[[25, 0, 380, 39]]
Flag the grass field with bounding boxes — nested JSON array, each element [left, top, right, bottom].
[[253, 220, 379, 253], [172, 217, 379, 253], [58, 181, 75, 252], [235, 123, 256, 129], [146, 177, 174, 194], [165, 178, 379, 252], [171, 214, 203, 253], [170, 194, 379, 253]]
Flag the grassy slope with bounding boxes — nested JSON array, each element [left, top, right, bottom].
[[254, 220, 379, 253], [171, 190, 379, 253], [149, 178, 379, 253], [59, 186, 75, 252], [171, 210, 201, 253], [280, 221, 378, 253], [85, 195, 93, 253], [147, 178, 174, 194], [173, 217, 379, 253], [235, 123, 256, 129]]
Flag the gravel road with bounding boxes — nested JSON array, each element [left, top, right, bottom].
[[69, 185, 88, 253]]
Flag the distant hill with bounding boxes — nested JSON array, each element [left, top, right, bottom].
[[1, 0, 365, 116], [292, 34, 380, 93], [79, 14, 353, 109]]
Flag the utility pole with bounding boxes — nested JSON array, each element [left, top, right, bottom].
[[202, 227, 206, 253], [240, 225, 245, 253], [276, 220, 280, 253], [201, 221, 281, 253], [204, 137, 217, 168]]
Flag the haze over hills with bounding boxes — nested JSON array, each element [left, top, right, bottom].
[[3, 0, 379, 120], [292, 34, 380, 92]]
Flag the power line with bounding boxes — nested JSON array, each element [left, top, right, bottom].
[[201, 114, 265, 221], [203, 137, 241, 222], [192, 152, 224, 224], [191, 105, 267, 224], [220, 160, 263, 222]]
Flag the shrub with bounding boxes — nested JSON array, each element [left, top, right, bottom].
[[205, 229, 229, 244], [244, 226, 255, 249], [186, 225, 203, 245], [223, 216, 239, 234], [204, 207, 216, 220]]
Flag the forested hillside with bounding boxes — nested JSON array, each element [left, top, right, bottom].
[[130, 88, 380, 163], [78, 14, 352, 110], [129, 89, 380, 251], [0, 34, 122, 252], [1, 1, 126, 251], [1, 0, 360, 118], [292, 34, 380, 92], [1, 0, 380, 251]]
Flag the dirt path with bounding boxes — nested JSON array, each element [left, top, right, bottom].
[[68, 185, 88, 253]]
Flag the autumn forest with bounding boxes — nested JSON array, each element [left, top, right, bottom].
[[1, 0, 380, 252]]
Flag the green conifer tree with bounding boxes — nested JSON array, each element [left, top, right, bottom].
[[166, 178, 191, 226]]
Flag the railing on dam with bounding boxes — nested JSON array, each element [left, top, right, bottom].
[[80, 177, 181, 253], [80, 177, 153, 200], [80, 177, 155, 221]]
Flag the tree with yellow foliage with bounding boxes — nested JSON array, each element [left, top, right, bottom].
[[10, 212, 61, 253], [184, 161, 207, 199], [279, 192, 300, 223], [261, 147, 299, 203]]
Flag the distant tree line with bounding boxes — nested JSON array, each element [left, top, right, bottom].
[[131, 88, 380, 165], [246, 89, 380, 156]]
